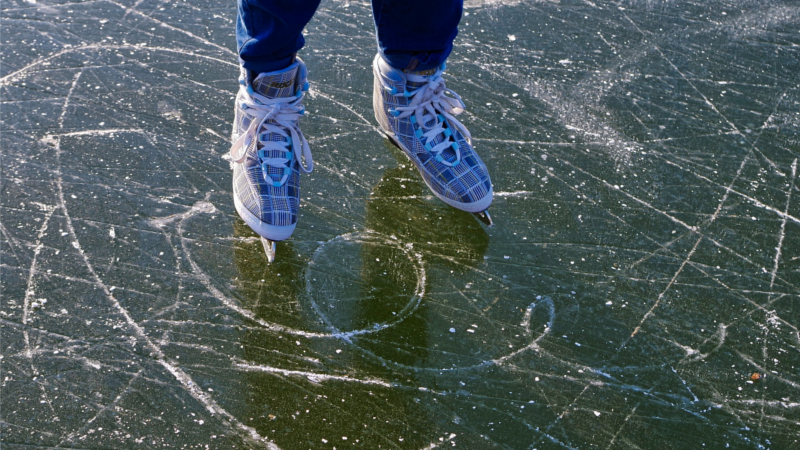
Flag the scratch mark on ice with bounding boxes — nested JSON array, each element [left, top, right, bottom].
[[770, 159, 797, 289]]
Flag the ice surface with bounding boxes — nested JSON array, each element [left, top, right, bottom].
[[2, 0, 800, 448]]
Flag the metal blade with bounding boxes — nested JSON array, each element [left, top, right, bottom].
[[261, 237, 276, 263]]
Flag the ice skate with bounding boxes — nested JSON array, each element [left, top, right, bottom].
[[230, 59, 313, 262], [372, 54, 493, 226]]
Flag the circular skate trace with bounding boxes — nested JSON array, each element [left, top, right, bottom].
[[304, 230, 426, 337], [3, 1, 800, 449]]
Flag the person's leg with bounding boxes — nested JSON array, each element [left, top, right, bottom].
[[237, 0, 321, 76], [232, 0, 320, 260], [371, 0, 463, 71]]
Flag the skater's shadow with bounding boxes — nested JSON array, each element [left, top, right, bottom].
[[231, 218, 309, 330], [341, 139, 489, 366], [231, 138, 489, 329], [226, 139, 491, 444], [366, 139, 490, 267]]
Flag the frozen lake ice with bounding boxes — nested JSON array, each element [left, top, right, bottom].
[[2, 0, 800, 448]]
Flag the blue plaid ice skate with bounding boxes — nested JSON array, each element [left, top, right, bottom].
[[372, 54, 493, 213], [231, 60, 313, 241]]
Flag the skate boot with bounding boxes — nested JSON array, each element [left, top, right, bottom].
[[231, 59, 313, 261], [372, 54, 493, 225]]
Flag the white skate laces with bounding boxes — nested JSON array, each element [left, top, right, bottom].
[[230, 85, 313, 187], [385, 71, 471, 167]]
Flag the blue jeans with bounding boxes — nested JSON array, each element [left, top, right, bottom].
[[237, 0, 463, 74]]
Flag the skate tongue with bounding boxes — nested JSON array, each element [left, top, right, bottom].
[[405, 65, 443, 89], [246, 62, 307, 185], [252, 63, 300, 99], [408, 67, 438, 77]]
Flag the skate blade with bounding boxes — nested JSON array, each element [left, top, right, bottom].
[[260, 237, 276, 263], [386, 134, 401, 150], [473, 210, 493, 227]]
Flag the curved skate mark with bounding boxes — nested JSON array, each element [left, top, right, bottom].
[[171, 208, 426, 340], [676, 322, 728, 364], [50, 73, 280, 450], [303, 230, 426, 339], [519, 301, 536, 331], [492, 297, 555, 366], [154, 202, 332, 338], [340, 296, 555, 372]]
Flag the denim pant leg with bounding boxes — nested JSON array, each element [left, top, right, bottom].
[[237, 0, 321, 74], [237, 0, 463, 74], [372, 0, 463, 71]]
